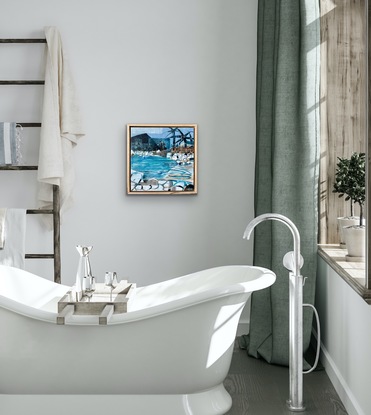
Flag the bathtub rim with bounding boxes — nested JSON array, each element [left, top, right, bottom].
[[0, 264, 275, 325]]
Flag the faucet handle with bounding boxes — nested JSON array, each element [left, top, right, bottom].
[[283, 251, 304, 272]]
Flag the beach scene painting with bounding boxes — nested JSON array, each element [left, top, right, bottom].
[[127, 124, 197, 194]]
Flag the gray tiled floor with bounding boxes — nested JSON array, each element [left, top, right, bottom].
[[224, 339, 348, 415]]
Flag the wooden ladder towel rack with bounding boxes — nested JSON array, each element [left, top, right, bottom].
[[0, 37, 61, 283]]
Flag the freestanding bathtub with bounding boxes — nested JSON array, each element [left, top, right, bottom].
[[0, 264, 275, 415]]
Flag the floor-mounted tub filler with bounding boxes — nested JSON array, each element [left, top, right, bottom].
[[0, 263, 275, 415], [244, 213, 321, 412]]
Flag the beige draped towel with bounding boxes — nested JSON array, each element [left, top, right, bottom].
[[38, 26, 85, 225]]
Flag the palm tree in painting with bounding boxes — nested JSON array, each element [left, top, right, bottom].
[[166, 128, 194, 150]]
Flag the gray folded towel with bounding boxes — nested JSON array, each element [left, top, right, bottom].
[[0, 122, 20, 165]]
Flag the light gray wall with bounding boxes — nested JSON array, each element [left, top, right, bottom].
[[0, 0, 258, 287], [316, 258, 371, 415]]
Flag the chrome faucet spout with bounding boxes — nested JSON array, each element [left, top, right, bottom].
[[244, 213, 305, 412], [243, 213, 301, 277]]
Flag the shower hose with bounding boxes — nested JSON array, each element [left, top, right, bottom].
[[302, 303, 321, 374]]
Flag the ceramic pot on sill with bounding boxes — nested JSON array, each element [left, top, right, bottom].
[[344, 225, 366, 261], [337, 216, 359, 248]]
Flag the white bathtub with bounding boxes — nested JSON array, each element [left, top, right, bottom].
[[0, 264, 275, 415]]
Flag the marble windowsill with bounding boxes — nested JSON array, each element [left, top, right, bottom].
[[318, 244, 371, 304]]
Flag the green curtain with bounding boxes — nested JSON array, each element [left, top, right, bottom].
[[242, 0, 320, 367]]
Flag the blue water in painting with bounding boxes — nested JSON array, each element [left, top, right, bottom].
[[131, 155, 177, 180]]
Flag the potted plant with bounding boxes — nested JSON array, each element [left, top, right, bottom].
[[333, 152, 366, 260], [333, 155, 360, 247]]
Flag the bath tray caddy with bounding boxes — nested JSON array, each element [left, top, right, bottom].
[[57, 281, 136, 325]]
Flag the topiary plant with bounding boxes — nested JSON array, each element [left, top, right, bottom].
[[333, 152, 365, 226]]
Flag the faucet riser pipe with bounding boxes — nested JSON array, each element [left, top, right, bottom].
[[287, 273, 305, 412]]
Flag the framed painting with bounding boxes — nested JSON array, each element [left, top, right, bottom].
[[127, 124, 197, 194]]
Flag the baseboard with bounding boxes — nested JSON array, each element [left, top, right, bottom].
[[312, 330, 364, 415]]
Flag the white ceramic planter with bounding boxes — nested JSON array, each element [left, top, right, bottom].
[[337, 216, 359, 248], [344, 225, 366, 261]]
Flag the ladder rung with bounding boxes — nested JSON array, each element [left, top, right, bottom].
[[18, 123, 41, 127], [0, 39, 46, 43], [0, 80, 45, 85], [0, 166, 38, 170], [27, 209, 53, 214], [25, 254, 54, 259]]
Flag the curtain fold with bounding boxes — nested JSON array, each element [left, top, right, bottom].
[[243, 0, 320, 367]]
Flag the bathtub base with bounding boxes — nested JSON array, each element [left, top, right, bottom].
[[0, 384, 232, 415]]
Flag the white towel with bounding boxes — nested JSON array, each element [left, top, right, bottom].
[[0, 208, 6, 249], [0, 209, 26, 269], [3, 122, 11, 164], [38, 26, 85, 225]]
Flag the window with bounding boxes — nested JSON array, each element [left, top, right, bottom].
[[319, 0, 371, 300]]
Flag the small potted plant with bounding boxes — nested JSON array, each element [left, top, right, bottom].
[[333, 152, 366, 260], [333, 155, 360, 247]]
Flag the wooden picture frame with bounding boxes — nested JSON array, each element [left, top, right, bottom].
[[127, 124, 197, 194]]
